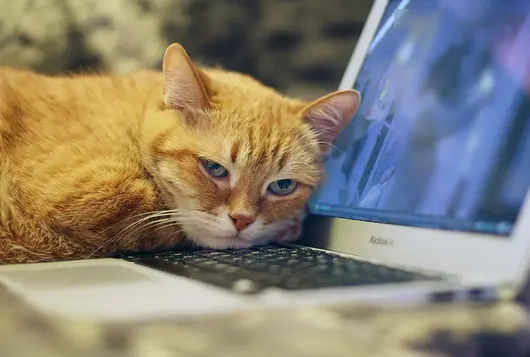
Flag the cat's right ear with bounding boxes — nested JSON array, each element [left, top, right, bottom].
[[162, 43, 211, 110], [300, 89, 360, 157]]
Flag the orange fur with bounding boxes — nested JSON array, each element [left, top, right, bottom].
[[0, 43, 360, 264]]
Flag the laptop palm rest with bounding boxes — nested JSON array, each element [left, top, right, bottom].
[[0, 259, 247, 322]]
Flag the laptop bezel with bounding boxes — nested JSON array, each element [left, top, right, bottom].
[[305, 0, 530, 290]]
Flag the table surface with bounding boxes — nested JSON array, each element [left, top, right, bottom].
[[1, 284, 530, 357]]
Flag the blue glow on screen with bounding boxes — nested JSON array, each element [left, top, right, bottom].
[[310, 0, 530, 236]]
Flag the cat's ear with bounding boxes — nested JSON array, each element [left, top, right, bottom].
[[162, 43, 211, 110], [300, 90, 360, 156]]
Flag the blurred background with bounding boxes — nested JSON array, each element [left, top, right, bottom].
[[0, 0, 373, 99]]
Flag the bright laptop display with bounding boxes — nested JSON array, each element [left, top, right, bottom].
[[310, 0, 530, 237]]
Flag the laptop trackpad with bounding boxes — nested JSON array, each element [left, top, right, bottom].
[[0, 259, 248, 322]]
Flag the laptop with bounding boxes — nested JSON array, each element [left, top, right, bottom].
[[1, 0, 530, 322]]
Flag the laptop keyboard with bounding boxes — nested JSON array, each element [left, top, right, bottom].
[[119, 244, 441, 294]]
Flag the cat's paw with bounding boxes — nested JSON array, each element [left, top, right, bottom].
[[274, 209, 307, 243]]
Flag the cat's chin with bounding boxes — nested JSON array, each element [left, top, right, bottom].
[[189, 235, 255, 250]]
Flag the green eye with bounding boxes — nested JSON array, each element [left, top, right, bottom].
[[201, 159, 228, 178], [268, 179, 297, 196]]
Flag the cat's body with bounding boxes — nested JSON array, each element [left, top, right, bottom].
[[0, 69, 169, 262], [0, 44, 359, 264]]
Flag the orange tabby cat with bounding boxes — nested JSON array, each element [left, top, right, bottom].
[[0, 43, 360, 264]]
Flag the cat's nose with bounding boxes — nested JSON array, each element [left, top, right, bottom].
[[229, 214, 255, 231]]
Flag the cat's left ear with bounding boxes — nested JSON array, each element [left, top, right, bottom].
[[300, 89, 360, 156], [162, 43, 211, 110]]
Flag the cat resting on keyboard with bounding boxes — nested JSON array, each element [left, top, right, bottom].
[[0, 43, 360, 264]]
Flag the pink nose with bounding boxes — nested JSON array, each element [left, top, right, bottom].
[[229, 214, 255, 231]]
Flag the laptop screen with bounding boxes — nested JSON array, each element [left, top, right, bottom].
[[309, 0, 530, 236]]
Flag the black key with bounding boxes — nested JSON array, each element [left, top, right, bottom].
[[198, 251, 233, 259], [210, 263, 232, 270], [267, 265, 283, 274], [134, 258, 189, 276]]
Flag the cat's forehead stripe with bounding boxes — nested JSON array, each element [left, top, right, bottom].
[[248, 127, 290, 169], [230, 140, 240, 163], [269, 138, 282, 162], [278, 148, 288, 170], [247, 126, 256, 157]]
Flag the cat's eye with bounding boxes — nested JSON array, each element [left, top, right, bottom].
[[201, 159, 229, 178], [268, 179, 297, 196]]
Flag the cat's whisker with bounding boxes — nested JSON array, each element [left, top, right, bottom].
[[99, 210, 176, 233], [152, 223, 183, 234], [105, 208, 201, 236], [122, 218, 176, 240], [110, 212, 175, 237], [97, 211, 160, 235], [92, 214, 178, 256], [321, 142, 342, 153], [123, 216, 205, 241], [139, 215, 204, 229], [88, 216, 202, 258], [86, 235, 122, 259]]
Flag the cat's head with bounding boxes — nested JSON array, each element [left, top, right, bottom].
[[141, 43, 360, 249]]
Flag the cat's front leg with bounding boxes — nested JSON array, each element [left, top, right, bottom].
[[51, 176, 165, 256]]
